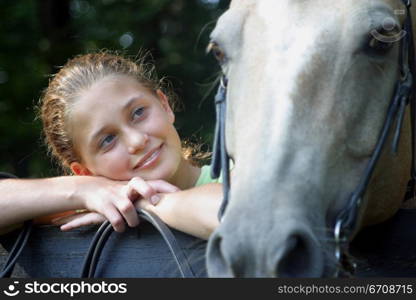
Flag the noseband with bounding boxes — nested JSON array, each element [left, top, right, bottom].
[[211, 0, 416, 276]]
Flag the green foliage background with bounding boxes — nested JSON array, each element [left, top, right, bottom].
[[0, 0, 228, 177]]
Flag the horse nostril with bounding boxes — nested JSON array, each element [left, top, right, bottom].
[[275, 232, 324, 277], [206, 231, 234, 277]]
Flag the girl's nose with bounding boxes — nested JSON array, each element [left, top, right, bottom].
[[126, 131, 149, 154]]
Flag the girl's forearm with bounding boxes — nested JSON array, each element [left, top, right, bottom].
[[148, 183, 222, 240], [0, 176, 83, 228]]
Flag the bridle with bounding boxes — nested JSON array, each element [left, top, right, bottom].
[[79, 208, 196, 278], [210, 0, 416, 276]]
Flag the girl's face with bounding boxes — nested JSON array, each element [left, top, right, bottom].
[[69, 75, 183, 182]]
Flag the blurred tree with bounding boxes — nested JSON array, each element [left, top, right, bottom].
[[0, 0, 229, 177]]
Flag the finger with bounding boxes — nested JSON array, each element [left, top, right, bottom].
[[127, 177, 156, 200], [147, 180, 180, 193], [93, 203, 125, 232], [135, 198, 153, 210], [150, 194, 161, 205], [126, 185, 141, 201], [102, 204, 127, 233], [115, 199, 140, 228], [60, 213, 106, 231]]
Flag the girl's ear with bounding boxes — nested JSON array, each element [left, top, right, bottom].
[[156, 90, 175, 124], [70, 162, 92, 176]]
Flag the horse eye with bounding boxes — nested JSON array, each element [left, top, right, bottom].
[[207, 41, 227, 64], [366, 26, 400, 54], [367, 36, 394, 53]]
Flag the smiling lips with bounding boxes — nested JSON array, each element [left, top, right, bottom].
[[135, 144, 163, 170]]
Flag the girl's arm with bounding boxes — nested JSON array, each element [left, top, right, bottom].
[[138, 183, 222, 240], [0, 176, 82, 230], [0, 176, 141, 233], [43, 179, 223, 240]]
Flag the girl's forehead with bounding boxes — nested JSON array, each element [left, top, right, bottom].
[[69, 75, 157, 139], [75, 75, 155, 108], [85, 75, 149, 95]]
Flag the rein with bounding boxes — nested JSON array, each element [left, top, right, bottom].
[[210, 0, 416, 276], [80, 209, 196, 278], [0, 220, 32, 278]]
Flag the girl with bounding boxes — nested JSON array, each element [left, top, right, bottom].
[[0, 52, 222, 239]]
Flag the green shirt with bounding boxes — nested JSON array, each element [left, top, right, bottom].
[[194, 165, 222, 186]]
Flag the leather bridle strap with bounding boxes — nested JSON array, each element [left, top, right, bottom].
[[211, 77, 230, 221], [333, 0, 415, 265], [80, 208, 196, 278], [0, 220, 33, 278]]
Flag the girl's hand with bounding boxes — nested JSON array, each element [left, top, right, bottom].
[[75, 176, 179, 233], [125, 177, 180, 204], [127, 177, 180, 214], [52, 211, 106, 231], [75, 176, 140, 233]]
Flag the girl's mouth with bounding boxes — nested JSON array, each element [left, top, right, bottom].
[[135, 144, 163, 170]]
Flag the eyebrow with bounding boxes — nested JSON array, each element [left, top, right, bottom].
[[88, 96, 142, 148], [122, 96, 140, 114]]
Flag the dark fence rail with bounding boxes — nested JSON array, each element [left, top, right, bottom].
[[0, 221, 207, 278]]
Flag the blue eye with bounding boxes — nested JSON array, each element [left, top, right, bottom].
[[100, 134, 115, 149], [132, 107, 144, 120]]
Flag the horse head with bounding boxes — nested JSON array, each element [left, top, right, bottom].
[[207, 0, 415, 277]]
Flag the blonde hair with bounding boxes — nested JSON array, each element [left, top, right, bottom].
[[38, 51, 184, 173]]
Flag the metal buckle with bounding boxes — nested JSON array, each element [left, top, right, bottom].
[[334, 218, 343, 261], [220, 76, 227, 89], [214, 76, 227, 105], [333, 195, 362, 263]]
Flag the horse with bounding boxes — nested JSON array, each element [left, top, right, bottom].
[[206, 0, 416, 277]]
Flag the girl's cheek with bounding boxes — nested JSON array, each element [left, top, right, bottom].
[[148, 114, 171, 134], [100, 147, 128, 171]]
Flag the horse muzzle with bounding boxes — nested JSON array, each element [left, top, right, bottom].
[[206, 218, 327, 277]]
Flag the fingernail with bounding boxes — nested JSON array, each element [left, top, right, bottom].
[[150, 195, 160, 205]]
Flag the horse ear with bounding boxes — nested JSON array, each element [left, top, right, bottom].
[[70, 162, 92, 176], [156, 89, 175, 123]]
